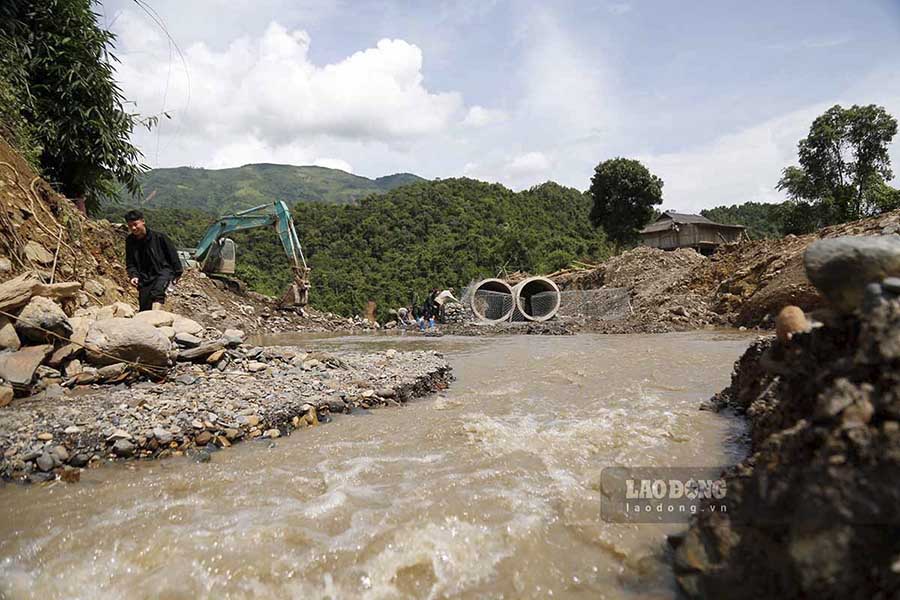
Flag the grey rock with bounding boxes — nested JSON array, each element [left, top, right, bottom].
[[862, 283, 886, 312], [153, 428, 173, 445], [70, 453, 90, 468], [174, 332, 202, 348], [97, 362, 127, 380], [36, 452, 55, 472], [883, 277, 900, 294], [84, 318, 171, 367], [15, 296, 72, 343], [112, 439, 135, 457], [804, 236, 900, 312], [175, 374, 197, 385]]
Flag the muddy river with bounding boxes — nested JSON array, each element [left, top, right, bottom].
[[0, 332, 751, 599]]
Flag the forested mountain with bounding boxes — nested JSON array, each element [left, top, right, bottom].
[[106, 178, 611, 318], [112, 164, 426, 214]]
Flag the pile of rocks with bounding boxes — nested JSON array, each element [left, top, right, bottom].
[[0, 271, 248, 403], [0, 345, 451, 482], [674, 235, 900, 599]]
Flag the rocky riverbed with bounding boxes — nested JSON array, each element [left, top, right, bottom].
[[0, 344, 451, 483]]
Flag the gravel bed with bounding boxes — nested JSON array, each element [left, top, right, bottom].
[[0, 345, 451, 483]]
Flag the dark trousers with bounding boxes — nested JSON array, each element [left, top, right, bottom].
[[138, 274, 171, 311]]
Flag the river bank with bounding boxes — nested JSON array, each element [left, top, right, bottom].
[[0, 344, 450, 482], [673, 278, 900, 596]]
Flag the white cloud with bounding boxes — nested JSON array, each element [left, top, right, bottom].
[[506, 151, 552, 175], [313, 157, 353, 172], [462, 105, 508, 127], [113, 13, 465, 169]]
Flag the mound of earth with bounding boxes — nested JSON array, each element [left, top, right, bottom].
[[553, 210, 900, 332], [0, 138, 130, 307], [673, 298, 900, 599]]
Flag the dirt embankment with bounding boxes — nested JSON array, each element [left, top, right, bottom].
[[672, 298, 900, 599], [553, 210, 900, 333]]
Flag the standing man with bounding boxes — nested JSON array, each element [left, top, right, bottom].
[[124, 209, 183, 311]]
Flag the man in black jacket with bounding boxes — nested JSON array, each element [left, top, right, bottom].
[[124, 209, 184, 311]]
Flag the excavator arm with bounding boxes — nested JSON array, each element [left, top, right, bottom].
[[192, 201, 310, 307]]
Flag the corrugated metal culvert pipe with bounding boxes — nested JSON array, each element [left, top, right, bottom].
[[512, 276, 561, 321], [469, 278, 515, 322]]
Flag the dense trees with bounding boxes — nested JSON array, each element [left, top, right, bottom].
[[777, 104, 898, 231], [588, 158, 663, 246], [121, 164, 425, 213], [105, 178, 611, 318], [0, 0, 147, 211]]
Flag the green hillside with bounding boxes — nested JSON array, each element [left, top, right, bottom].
[[110, 178, 611, 318], [114, 163, 426, 214]]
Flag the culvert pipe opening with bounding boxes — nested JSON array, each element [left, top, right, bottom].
[[513, 277, 561, 321], [470, 279, 515, 322]]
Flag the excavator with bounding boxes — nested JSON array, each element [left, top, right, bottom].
[[182, 201, 310, 307]]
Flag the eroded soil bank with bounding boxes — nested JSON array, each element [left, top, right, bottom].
[[673, 299, 900, 599]]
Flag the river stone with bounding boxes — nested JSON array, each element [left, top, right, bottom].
[[0, 257, 10, 272], [133, 309, 177, 327], [153, 428, 173, 445], [174, 332, 202, 348], [112, 439, 135, 457], [883, 277, 900, 294], [223, 328, 245, 346], [172, 317, 203, 336], [84, 318, 171, 367], [64, 359, 83, 378], [48, 343, 80, 367], [246, 361, 267, 373], [0, 344, 53, 389], [36, 452, 55, 472], [804, 236, 900, 312], [97, 362, 127, 380], [0, 315, 21, 351], [23, 241, 54, 265], [0, 383, 13, 407], [15, 296, 72, 343]]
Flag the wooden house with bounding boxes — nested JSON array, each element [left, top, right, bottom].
[[639, 211, 747, 254]]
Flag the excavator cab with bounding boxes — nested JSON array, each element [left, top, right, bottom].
[[202, 238, 237, 275]]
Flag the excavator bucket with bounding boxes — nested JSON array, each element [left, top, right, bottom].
[[278, 266, 311, 308]]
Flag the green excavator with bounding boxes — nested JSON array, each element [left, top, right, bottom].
[[180, 201, 310, 307]]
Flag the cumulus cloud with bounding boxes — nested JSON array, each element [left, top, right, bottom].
[[112, 12, 475, 169], [506, 151, 552, 175], [462, 105, 508, 127]]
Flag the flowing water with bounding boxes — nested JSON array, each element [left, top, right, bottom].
[[0, 332, 751, 599]]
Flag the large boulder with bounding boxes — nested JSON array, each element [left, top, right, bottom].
[[172, 317, 203, 336], [0, 345, 53, 391], [804, 236, 900, 312], [133, 309, 177, 327], [84, 318, 171, 367], [15, 296, 72, 344]]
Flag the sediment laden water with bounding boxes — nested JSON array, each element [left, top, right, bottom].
[[0, 332, 750, 599]]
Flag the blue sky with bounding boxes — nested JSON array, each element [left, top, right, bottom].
[[103, 0, 900, 211]]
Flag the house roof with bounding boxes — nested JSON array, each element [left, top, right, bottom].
[[639, 211, 746, 234]]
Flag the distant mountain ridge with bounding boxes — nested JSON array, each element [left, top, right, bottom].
[[116, 163, 426, 214]]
